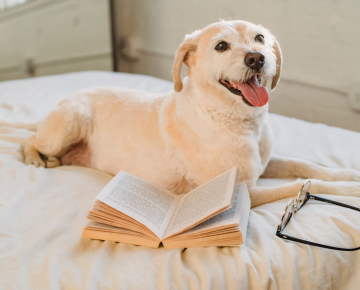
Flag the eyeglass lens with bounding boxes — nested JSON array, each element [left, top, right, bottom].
[[296, 181, 311, 211], [281, 200, 294, 231]]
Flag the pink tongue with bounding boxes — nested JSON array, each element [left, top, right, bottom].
[[234, 76, 269, 107]]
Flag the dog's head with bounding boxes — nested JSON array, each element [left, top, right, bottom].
[[173, 20, 282, 111]]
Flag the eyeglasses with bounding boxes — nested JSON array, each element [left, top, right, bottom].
[[276, 181, 360, 251]]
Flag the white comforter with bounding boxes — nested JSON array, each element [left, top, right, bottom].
[[0, 71, 359, 290]]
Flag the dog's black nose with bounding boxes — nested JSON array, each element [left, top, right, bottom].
[[244, 52, 265, 70]]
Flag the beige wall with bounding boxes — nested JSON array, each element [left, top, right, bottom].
[[114, 0, 360, 132], [0, 0, 113, 81]]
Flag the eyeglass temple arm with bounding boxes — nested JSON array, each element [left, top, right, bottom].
[[309, 195, 360, 212], [276, 226, 360, 251]]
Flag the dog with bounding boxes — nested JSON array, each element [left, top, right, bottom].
[[22, 20, 360, 207]]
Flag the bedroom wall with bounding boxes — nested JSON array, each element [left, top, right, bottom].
[[113, 0, 360, 132], [0, 0, 113, 81]]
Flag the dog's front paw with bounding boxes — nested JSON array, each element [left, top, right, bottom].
[[24, 154, 46, 167], [332, 168, 360, 182]]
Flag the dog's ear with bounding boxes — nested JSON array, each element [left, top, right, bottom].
[[271, 39, 282, 91], [173, 33, 198, 92]]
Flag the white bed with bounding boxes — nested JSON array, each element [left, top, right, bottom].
[[0, 71, 359, 289]]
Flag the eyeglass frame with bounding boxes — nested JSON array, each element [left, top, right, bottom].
[[276, 181, 360, 251]]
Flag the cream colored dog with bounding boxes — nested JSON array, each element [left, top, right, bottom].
[[22, 20, 360, 207]]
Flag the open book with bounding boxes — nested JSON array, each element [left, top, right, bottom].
[[82, 166, 250, 248]]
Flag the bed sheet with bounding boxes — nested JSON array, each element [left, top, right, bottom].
[[0, 71, 359, 290]]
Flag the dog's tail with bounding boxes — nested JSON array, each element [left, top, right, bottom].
[[0, 120, 40, 131]]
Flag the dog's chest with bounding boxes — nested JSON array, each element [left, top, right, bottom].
[[172, 119, 268, 190]]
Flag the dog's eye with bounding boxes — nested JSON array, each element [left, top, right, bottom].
[[215, 41, 228, 52], [255, 34, 265, 43]]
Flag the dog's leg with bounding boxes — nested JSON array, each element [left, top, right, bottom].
[[261, 156, 360, 182], [22, 97, 92, 168], [249, 180, 360, 208]]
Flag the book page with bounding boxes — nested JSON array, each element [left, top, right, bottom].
[[83, 221, 161, 248], [163, 166, 238, 239], [238, 183, 251, 243], [175, 182, 249, 236], [96, 171, 181, 239]]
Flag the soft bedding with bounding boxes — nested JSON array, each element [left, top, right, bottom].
[[0, 71, 359, 290]]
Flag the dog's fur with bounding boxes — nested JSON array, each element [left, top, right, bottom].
[[22, 20, 360, 207]]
